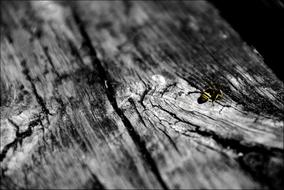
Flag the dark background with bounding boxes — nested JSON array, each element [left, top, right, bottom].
[[209, 0, 284, 82]]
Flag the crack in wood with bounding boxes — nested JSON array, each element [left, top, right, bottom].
[[0, 112, 47, 163], [79, 161, 105, 190], [149, 100, 283, 189], [0, 120, 33, 162], [129, 97, 181, 154], [1, 1, 282, 189], [71, 8, 169, 190], [20, 60, 51, 119]]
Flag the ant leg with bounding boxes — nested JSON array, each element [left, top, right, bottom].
[[187, 90, 201, 95], [216, 102, 231, 113]]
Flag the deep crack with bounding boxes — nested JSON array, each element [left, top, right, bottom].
[[151, 101, 283, 190], [20, 60, 51, 119], [71, 8, 169, 190], [0, 119, 33, 162]]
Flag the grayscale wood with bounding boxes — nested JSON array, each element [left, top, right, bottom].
[[1, 1, 283, 189]]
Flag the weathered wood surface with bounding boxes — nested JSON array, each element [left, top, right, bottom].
[[0, 1, 283, 189]]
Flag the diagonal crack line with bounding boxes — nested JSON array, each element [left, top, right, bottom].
[[135, 71, 151, 109], [130, 98, 181, 154], [160, 82, 177, 97], [79, 161, 105, 189], [151, 101, 284, 188], [20, 60, 51, 118], [150, 100, 200, 129], [152, 101, 283, 156], [71, 8, 169, 190], [128, 98, 149, 129], [157, 123, 181, 154], [7, 119, 20, 137], [139, 87, 150, 109]]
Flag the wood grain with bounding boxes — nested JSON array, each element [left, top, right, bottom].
[[1, 1, 283, 189]]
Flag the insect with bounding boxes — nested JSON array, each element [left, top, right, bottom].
[[197, 86, 223, 104]]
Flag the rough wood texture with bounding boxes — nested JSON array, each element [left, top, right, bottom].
[[1, 1, 283, 189]]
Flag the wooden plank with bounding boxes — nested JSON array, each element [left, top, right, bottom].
[[0, 2, 161, 189], [73, 1, 284, 189], [1, 1, 283, 189]]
